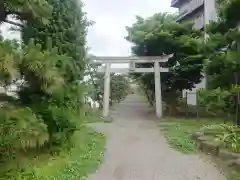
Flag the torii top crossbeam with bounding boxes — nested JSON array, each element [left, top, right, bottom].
[[91, 55, 172, 63]]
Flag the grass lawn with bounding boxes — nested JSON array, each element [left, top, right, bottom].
[[1, 123, 106, 180], [159, 118, 226, 154], [34, 126, 106, 180]]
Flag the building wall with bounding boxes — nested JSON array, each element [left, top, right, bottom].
[[179, 8, 204, 29], [182, 75, 206, 105], [178, 0, 193, 14], [178, 0, 204, 16], [176, 0, 217, 29], [204, 0, 218, 24]]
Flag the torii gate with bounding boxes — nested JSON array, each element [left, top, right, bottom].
[[91, 55, 172, 118]]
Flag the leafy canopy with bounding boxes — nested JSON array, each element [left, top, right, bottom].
[[0, 0, 89, 167], [205, 0, 240, 89], [125, 13, 205, 105]]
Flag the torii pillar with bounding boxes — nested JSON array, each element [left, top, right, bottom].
[[154, 61, 162, 118], [102, 61, 111, 117]]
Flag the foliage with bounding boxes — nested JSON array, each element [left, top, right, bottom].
[[0, 0, 93, 178], [1, 0, 52, 26], [0, 37, 80, 147], [34, 126, 105, 180], [205, 0, 240, 89], [198, 88, 232, 116], [86, 59, 130, 108], [21, 0, 90, 79], [0, 0, 108, 179], [216, 125, 240, 153], [160, 122, 197, 154], [90, 73, 130, 107], [125, 13, 205, 107], [0, 39, 20, 87], [19, 40, 66, 99], [85, 61, 103, 107], [201, 0, 240, 125], [18, 0, 89, 145], [201, 124, 240, 153], [110, 74, 130, 103], [0, 126, 106, 180], [159, 118, 225, 154], [0, 105, 49, 158], [35, 104, 76, 146], [21, 0, 90, 108]]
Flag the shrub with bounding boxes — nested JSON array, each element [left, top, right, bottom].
[[0, 105, 49, 159], [198, 88, 232, 117], [200, 124, 240, 153], [34, 103, 77, 146]]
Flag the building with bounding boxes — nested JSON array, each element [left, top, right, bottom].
[[171, 0, 218, 105], [171, 0, 205, 29], [171, 0, 218, 29]]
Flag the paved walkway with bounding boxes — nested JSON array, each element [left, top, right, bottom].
[[88, 94, 226, 180]]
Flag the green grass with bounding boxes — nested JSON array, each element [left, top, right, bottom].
[[159, 118, 225, 154], [1, 125, 106, 180], [160, 118, 240, 179], [34, 126, 106, 180]]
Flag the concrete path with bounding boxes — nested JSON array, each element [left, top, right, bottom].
[[88, 94, 226, 180]]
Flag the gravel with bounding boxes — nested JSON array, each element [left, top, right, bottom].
[[88, 94, 226, 180]]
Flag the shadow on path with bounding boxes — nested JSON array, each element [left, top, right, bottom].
[[88, 94, 226, 180]]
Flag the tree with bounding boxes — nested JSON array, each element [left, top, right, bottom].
[[205, 0, 240, 89], [110, 74, 129, 103], [0, 0, 89, 163], [1, 0, 52, 27], [18, 0, 90, 144], [22, 0, 90, 82], [125, 13, 205, 110], [202, 0, 240, 124]]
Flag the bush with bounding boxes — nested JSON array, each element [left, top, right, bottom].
[[0, 126, 106, 180], [198, 88, 232, 117], [0, 105, 49, 159], [201, 124, 240, 153], [0, 0, 92, 178], [34, 104, 77, 146]]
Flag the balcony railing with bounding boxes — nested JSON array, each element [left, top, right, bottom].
[[177, 0, 204, 21], [171, 0, 180, 7], [176, 10, 188, 21]]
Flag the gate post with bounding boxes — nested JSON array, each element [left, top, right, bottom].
[[103, 61, 111, 117], [154, 61, 162, 118]]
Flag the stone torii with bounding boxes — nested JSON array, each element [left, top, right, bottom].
[[91, 55, 172, 118]]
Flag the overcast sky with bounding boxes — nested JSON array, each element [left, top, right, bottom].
[[0, 0, 176, 57], [83, 0, 176, 56]]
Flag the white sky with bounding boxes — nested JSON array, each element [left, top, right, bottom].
[[82, 0, 175, 56], [0, 0, 176, 68]]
